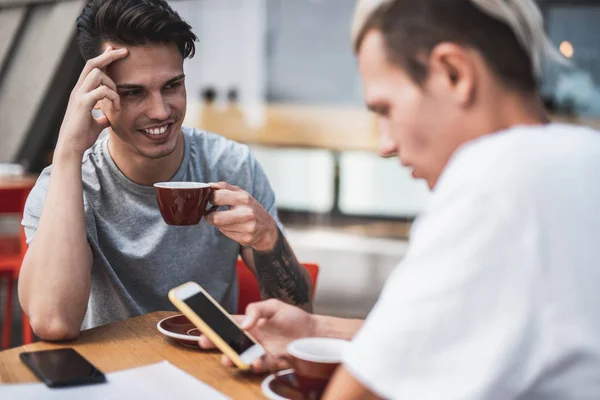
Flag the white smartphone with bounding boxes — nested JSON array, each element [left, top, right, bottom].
[[168, 281, 265, 370]]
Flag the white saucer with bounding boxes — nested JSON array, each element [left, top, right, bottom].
[[261, 369, 296, 400]]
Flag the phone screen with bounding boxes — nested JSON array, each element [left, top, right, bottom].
[[20, 348, 106, 387], [183, 291, 255, 354]]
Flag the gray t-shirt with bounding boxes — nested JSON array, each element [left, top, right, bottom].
[[22, 127, 281, 330]]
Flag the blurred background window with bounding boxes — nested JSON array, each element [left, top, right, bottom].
[[540, 1, 600, 118], [265, 0, 363, 105]]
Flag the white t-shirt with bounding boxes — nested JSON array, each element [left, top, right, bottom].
[[343, 124, 600, 399]]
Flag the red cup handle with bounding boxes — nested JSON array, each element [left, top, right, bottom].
[[205, 188, 219, 216]]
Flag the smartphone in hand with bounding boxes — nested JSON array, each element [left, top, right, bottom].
[[169, 282, 265, 370]]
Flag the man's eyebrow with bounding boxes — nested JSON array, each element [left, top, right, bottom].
[[367, 103, 378, 113], [163, 74, 185, 86], [116, 83, 143, 90], [116, 74, 185, 90]]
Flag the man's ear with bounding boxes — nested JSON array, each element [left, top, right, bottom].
[[428, 43, 477, 107]]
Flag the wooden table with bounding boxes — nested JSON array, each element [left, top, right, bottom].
[[0, 311, 266, 399]]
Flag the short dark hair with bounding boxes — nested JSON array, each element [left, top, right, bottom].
[[354, 0, 537, 92], [76, 0, 197, 61]]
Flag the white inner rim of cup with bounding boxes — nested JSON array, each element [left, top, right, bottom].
[[287, 338, 348, 363], [154, 182, 210, 189]]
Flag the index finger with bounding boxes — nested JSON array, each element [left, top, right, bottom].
[[211, 189, 253, 208], [77, 46, 129, 87], [241, 300, 281, 330], [209, 181, 240, 191]]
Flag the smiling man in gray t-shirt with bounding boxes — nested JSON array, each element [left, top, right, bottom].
[[18, 0, 312, 340], [23, 127, 300, 330]]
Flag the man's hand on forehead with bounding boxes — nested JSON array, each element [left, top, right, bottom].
[[54, 45, 129, 157]]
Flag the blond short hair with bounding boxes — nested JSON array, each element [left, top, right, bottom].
[[352, 0, 566, 80]]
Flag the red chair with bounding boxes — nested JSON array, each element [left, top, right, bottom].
[[236, 259, 319, 314], [0, 180, 35, 348], [0, 234, 20, 349]]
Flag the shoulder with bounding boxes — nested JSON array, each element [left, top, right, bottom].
[[183, 126, 252, 162], [181, 127, 276, 200], [436, 124, 600, 200], [26, 138, 107, 206], [182, 126, 259, 182]]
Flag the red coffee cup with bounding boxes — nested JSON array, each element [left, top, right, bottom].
[[154, 182, 218, 226], [277, 338, 349, 399]]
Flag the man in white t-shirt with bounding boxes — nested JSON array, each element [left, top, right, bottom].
[[200, 0, 600, 398]]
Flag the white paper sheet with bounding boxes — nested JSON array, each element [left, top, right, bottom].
[[0, 361, 231, 400]]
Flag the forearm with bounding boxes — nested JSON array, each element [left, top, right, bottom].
[[251, 228, 313, 312], [313, 315, 364, 341], [18, 150, 92, 340]]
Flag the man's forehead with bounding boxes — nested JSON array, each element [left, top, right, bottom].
[[357, 31, 394, 81], [357, 29, 387, 60], [105, 42, 184, 83], [109, 67, 184, 87], [358, 31, 411, 89]]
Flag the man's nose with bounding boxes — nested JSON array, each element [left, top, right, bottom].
[[378, 121, 398, 158], [146, 93, 170, 121]]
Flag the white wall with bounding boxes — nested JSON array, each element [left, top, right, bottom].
[[340, 153, 430, 218], [170, 0, 266, 114], [250, 146, 335, 213], [265, 0, 363, 104]]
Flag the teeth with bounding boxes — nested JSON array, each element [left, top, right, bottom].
[[144, 125, 169, 135]]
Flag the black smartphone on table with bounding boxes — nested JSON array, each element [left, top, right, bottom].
[[19, 348, 106, 388]]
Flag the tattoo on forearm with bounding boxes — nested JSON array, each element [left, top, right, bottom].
[[252, 228, 310, 305]]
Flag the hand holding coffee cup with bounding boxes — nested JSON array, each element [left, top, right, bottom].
[[205, 182, 279, 251], [154, 182, 218, 226]]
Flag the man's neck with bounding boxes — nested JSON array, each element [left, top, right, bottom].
[[430, 92, 549, 190], [107, 131, 185, 186], [480, 91, 549, 139]]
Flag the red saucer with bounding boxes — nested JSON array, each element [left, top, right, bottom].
[[157, 314, 202, 348]]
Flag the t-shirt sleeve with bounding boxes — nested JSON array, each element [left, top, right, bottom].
[[21, 169, 51, 245], [21, 167, 97, 248], [342, 188, 542, 399]]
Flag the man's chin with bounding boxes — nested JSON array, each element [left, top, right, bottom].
[[410, 169, 428, 184], [137, 144, 179, 160]]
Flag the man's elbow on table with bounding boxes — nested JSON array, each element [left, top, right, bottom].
[[28, 314, 81, 342], [18, 282, 83, 341], [18, 253, 89, 341]]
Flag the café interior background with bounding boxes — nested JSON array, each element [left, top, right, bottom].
[[1, 0, 599, 347]]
